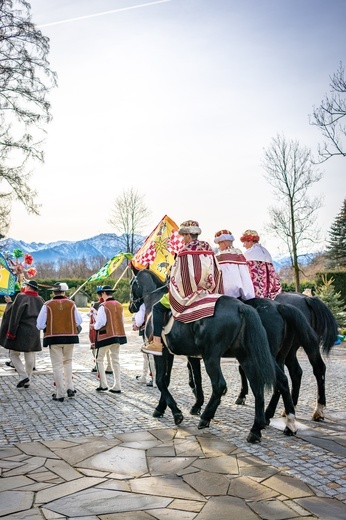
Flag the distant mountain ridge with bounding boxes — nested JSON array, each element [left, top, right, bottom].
[[0, 234, 318, 269], [0, 233, 143, 266]]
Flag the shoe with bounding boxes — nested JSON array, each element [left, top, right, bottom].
[[96, 386, 108, 392], [141, 340, 163, 356], [109, 389, 121, 393], [5, 361, 15, 368], [67, 389, 76, 398], [91, 367, 97, 373], [17, 377, 30, 388], [105, 370, 113, 374], [146, 380, 153, 387], [52, 393, 64, 402], [136, 375, 147, 383]]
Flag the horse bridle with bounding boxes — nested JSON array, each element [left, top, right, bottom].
[[130, 275, 168, 307]]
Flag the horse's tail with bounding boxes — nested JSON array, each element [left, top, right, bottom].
[[306, 297, 338, 355], [239, 305, 276, 391], [276, 303, 320, 351]]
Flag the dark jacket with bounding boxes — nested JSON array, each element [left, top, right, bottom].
[[0, 291, 44, 352]]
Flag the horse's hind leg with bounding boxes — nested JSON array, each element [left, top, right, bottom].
[[284, 347, 303, 410], [187, 357, 204, 415], [235, 364, 248, 405], [303, 346, 327, 421], [198, 357, 227, 429], [265, 363, 298, 436], [240, 362, 266, 443]]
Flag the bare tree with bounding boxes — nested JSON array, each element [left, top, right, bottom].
[[310, 62, 346, 162], [0, 0, 57, 235], [262, 134, 323, 291], [109, 188, 151, 254]]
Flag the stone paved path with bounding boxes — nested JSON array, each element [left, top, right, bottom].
[[1, 312, 346, 519]]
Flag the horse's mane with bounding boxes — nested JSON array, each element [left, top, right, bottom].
[[138, 269, 166, 288]]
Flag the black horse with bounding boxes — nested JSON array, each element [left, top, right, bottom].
[[129, 269, 276, 443], [236, 298, 320, 429], [236, 293, 338, 421]]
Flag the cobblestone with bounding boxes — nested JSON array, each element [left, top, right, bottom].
[[1, 312, 346, 513]]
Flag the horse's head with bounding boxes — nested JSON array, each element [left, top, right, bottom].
[[129, 276, 143, 313], [129, 269, 168, 314]]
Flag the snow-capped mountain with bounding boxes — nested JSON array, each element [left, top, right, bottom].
[[0, 234, 319, 269], [0, 233, 143, 265]]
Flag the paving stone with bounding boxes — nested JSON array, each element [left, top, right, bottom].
[[263, 473, 315, 498], [0, 475, 34, 491], [0, 490, 35, 516], [196, 435, 237, 457], [44, 488, 172, 516], [78, 445, 148, 478], [130, 476, 206, 501], [168, 499, 204, 512], [98, 512, 155, 519], [4, 456, 46, 477], [195, 495, 259, 519], [35, 477, 106, 504], [248, 498, 302, 519], [146, 508, 197, 519], [191, 454, 238, 474], [183, 469, 230, 496], [227, 475, 279, 500], [45, 458, 83, 481], [53, 439, 120, 465], [17, 442, 60, 459], [295, 496, 346, 519], [1, 508, 45, 519], [148, 456, 197, 476]]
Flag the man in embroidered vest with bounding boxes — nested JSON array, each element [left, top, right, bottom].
[[214, 229, 255, 300], [142, 220, 223, 356], [93, 285, 127, 393], [240, 229, 282, 299], [36, 282, 83, 402]]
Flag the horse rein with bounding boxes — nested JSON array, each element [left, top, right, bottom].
[[130, 275, 168, 307]]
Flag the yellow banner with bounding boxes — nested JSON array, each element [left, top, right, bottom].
[[131, 215, 183, 281]]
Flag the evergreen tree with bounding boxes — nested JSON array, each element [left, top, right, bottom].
[[316, 275, 346, 328], [326, 199, 346, 269]]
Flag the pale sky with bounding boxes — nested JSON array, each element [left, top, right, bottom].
[[7, 0, 346, 256]]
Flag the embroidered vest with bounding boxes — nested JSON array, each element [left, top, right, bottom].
[[96, 299, 127, 348], [43, 298, 79, 347]]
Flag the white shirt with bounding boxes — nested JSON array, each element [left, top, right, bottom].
[[134, 303, 146, 328], [244, 243, 273, 263], [94, 300, 125, 331], [217, 247, 255, 300]]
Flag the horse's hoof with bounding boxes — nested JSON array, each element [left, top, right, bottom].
[[174, 413, 184, 425], [247, 431, 261, 443], [198, 418, 210, 429], [222, 387, 228, 396], [235, 397, 246, 405], [283, 426, 297, 436], [265, 418, 270, 426], [312, 413, 325, 422], [190, 406, 201, 416], [153, 409, 164, 418]]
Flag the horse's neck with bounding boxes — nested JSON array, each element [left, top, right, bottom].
[[143, 288, 166, 312]]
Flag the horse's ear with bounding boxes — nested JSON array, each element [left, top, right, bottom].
[[130, 262, 139, 276]]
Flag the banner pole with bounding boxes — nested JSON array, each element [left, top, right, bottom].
[[112, 265, 130, 290], [70, 279, 88, 299]]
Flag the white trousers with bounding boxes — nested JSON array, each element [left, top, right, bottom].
[[49, 344, 74, 399], [10, 351, 35, 381], [96, 343, 121, 390], [91, 347, 112, 371]]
